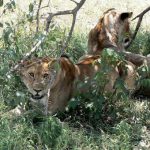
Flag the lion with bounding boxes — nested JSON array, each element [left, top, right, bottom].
[[17, 55, 76, 115], [88, 8, 133, 55], [75, 54, 137, 93]]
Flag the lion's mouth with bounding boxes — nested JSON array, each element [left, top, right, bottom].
[[31, 94, 45, 100]]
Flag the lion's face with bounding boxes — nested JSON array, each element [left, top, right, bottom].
[[19, 57, 57, 99], [102, 8, 133, 49]]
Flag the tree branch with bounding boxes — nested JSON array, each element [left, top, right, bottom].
[[61, 13, 77, 53], [45, 0, 86, 32], [70, 0, 79, 5], [126, 6, 150, 49], [45, 0, 86, 53], [122, 51, 146, 66], [40, 0, 51, 9], [132, 6, 150, 21], [36, 0, 43, 33]]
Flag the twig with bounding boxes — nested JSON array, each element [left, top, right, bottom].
[[0, 9, 5, 18], [41, 0, 50, 9], [126, 6, 150, 49], [0, 2, 8, 18], [36, 0, 43, 33], [61, 13, 77, 53], [8, 0, 86, 74], [70, 0, 79, 5], [122, 51, 146, 66], [45, 0, 86, 32], [132, 6, 150, 21]]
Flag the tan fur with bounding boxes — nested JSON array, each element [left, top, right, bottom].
[[19, 56, 76, 114], [75, 55, 137, 93], [88, 8, 133, 55]]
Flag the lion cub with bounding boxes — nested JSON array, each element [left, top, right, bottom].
[[18, 55, 76, 115]]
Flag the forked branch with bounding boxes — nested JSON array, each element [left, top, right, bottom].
[[45, 0, 85, 30], [45, 0, 86, 53], [126, 6, 150, 48]]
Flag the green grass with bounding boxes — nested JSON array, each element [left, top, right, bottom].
[[0, 98, 149, 149], [128, 30, 150, 55]]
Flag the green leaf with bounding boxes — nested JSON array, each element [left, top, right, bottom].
[[29, 3, 34, 12], [68, 99, 79, 109], [0, 22, 3, 27], [0, 0, 3, 7], [5, 22, 11, 26], [140, 79, 150, 88], [11, 0, 16, 7], [26, 14, 33, 22]]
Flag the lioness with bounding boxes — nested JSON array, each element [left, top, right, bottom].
[[88, 8, 133, 54], [75, 54, 137, 93], [17, 55, 76, 115]]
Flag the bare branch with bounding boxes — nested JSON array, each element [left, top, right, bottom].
[[0, 9, 5, 18], [45, 0, 86, 54], [41, 0, 51, 9], [61, 13, 77, 53], [126, 6, 150, 49], [132, 6, 150, 21], [36, 0, 43, 33], [122, 51, 146, 66], [45, 0, 86, 32], [70, 0, 79, 5]]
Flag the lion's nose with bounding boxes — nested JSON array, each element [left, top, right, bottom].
[[34, 89, 42, 93]]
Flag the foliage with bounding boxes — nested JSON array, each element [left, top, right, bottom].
[[0, 116, 62, 149], [128, 30, 150, 55]]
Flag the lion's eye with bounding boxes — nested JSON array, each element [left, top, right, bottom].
[[29, 72, 34, 78], [43, 73, 49, 79]]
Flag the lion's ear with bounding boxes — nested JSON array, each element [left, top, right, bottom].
[[59, 57, 75, 77], [77, 55, 100, 65], [120, 12, 133, 21], [48, 59, 60, 72]]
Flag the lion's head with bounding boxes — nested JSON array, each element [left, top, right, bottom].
[[88, 8, 133, 54], [18, 57, 57, 100]]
